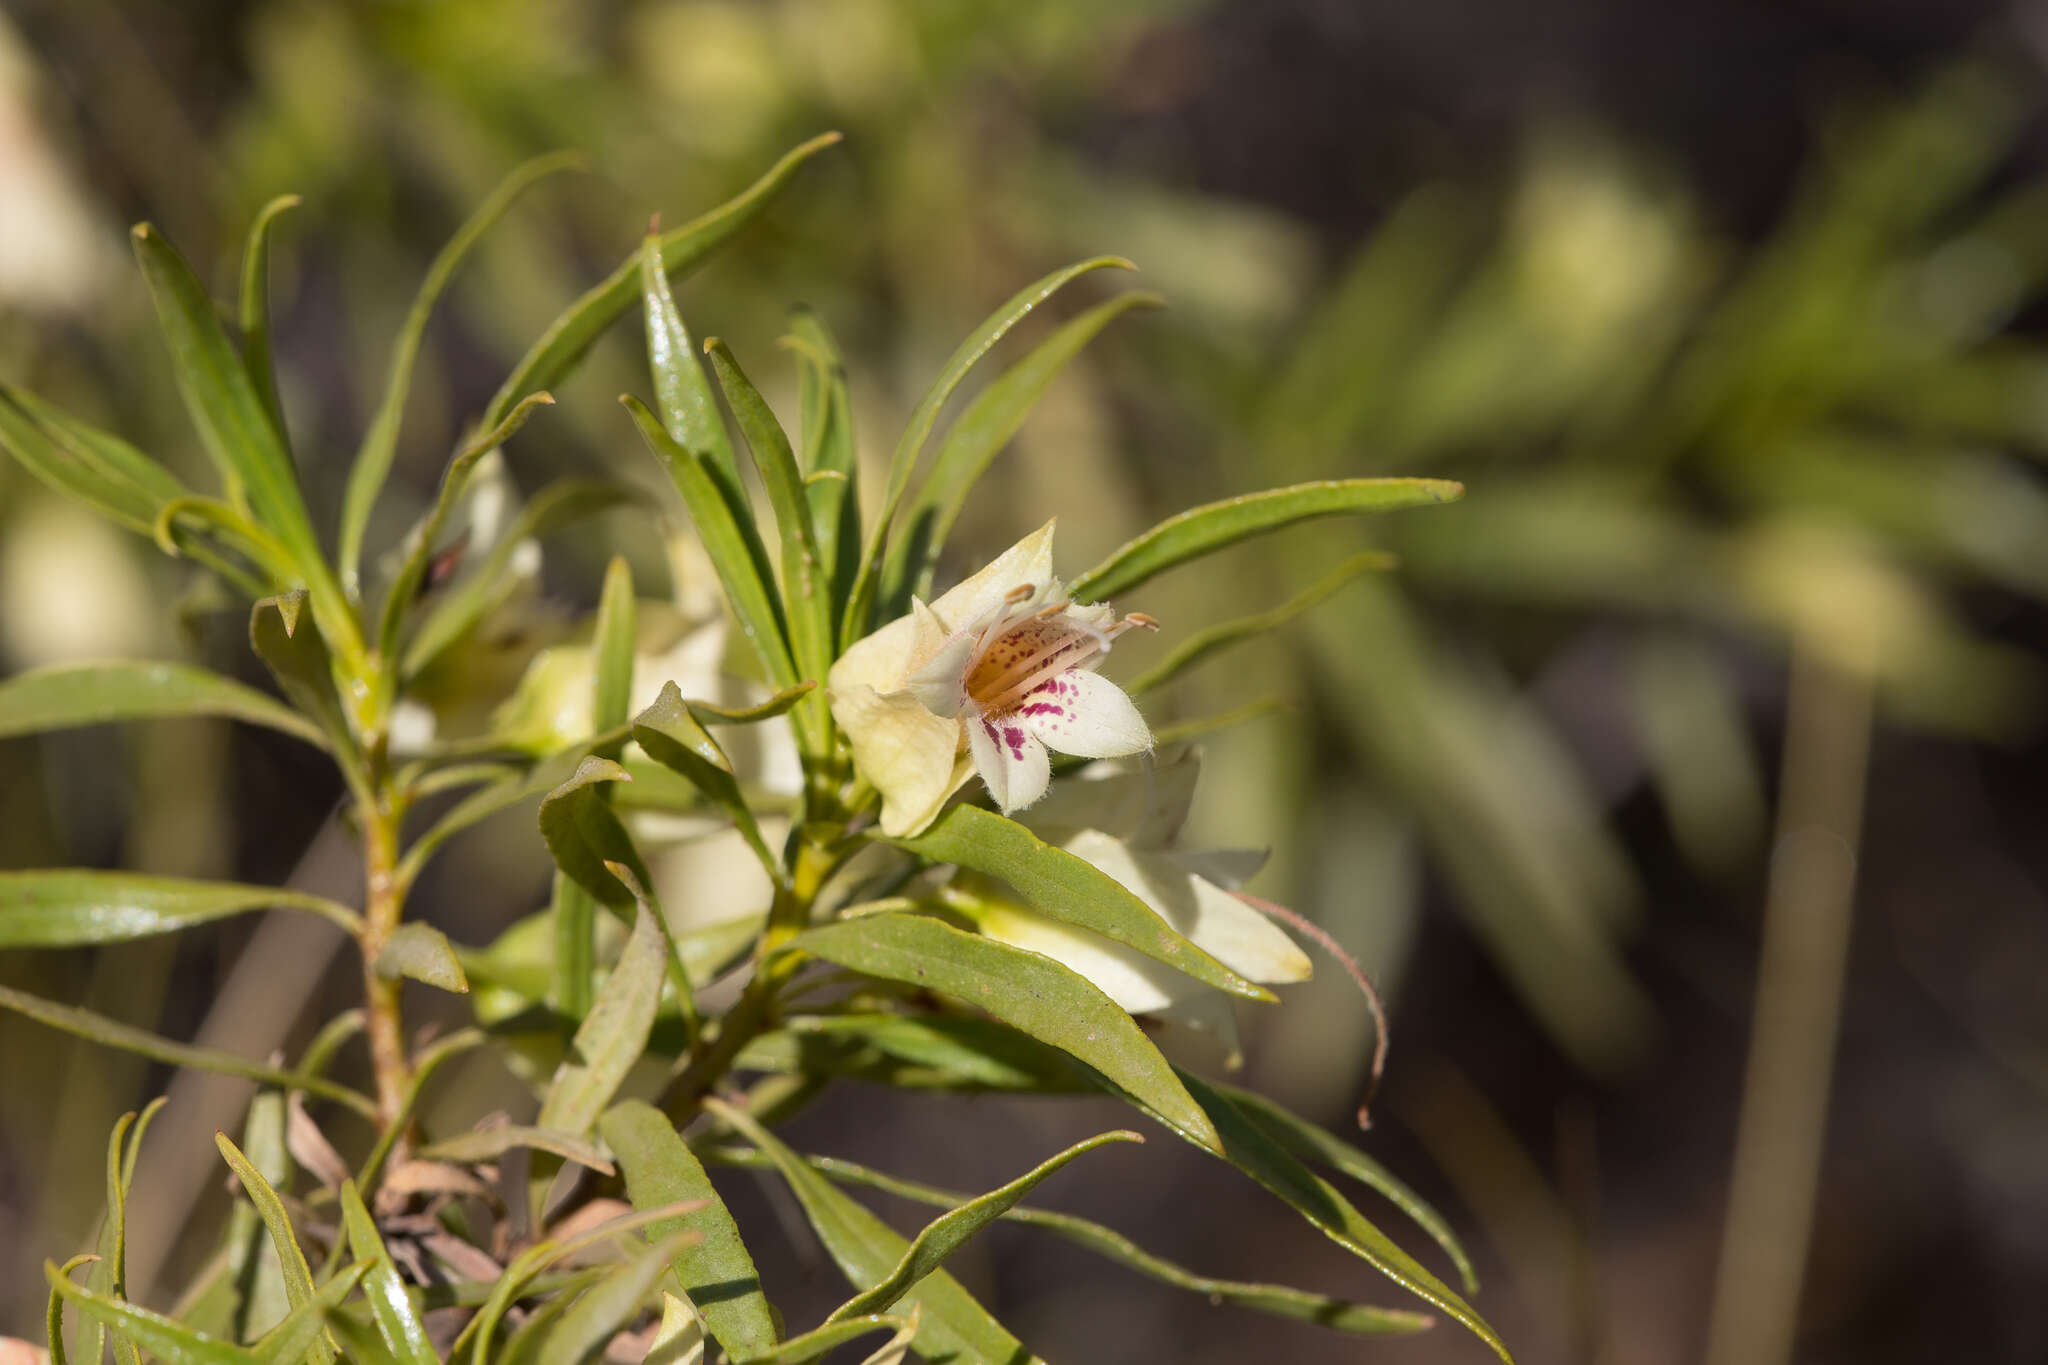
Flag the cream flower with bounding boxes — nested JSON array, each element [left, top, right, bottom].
[[827, 521, 1156, 836]]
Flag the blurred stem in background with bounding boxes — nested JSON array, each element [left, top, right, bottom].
[[1704, 639, 1875, 1365]]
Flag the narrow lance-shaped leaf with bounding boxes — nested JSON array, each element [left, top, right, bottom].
[[0, 985, 376, 1118], [130, 223, 357, 666], [342, 152, 583, 594], [338, 1181, 438, 1365], [734, 1012, 1089, 1093], [482, 132, 839, 436], [624, 396, 797, 689], [47, 1252, 97, 1365], [0, 384, 184, 534], [704, 339, 835, 750], [786, 913, 1221, 1153], [1213, 1079, 1477, 1294], [0, 871, 360, 947], [418, 1125, 614, 1173], [704, 1098, 1042, 1365], [1070, 478, 1465, 603], [557, 556, 637, 1015], [215, 1131, 335, 1365], [229, 1090, 294, 1342], [640, 236, 736, 481], [892, 290, 1164, 603], [826, 1129, 1141, 1322], [0, 660, 328, 750], [1125, 550, 1394, 695], [702, 1144, 1433, 1339], [782, 309, 860, 620], [537, 887, 669, 1135], [1141, 1068, 1513, 1364], [842, 255, 1134, 641], [538, 756, 655, 910], [891, 805, 1270, 1000], [249, 1265, 369, 1365], [45, 1263, 261, 1365], [599, 1100, 780, 1359], [735, 1316, 909, 1365], [237, 194, 302, 440]]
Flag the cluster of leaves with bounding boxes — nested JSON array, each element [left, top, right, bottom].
[[2, 136, 1504, 1362]]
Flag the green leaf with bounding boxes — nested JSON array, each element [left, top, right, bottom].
[[402, 477, 635, 680], [891, 291, 1163, 602], [827, 1129, 1140, 1321], [0, 984, 375, 1117], [338, 1181, 438, 1365], [537, 756, 655, 910], [684, 681, 817, 724], [129, 222, 357, 668], [736, 1013, 1088, 1092], [0, 870, 359, 946], [1156, 1069, 1512, 1363], [0, 384, 185, 534], [47, 1252, 96, 1365], [341, 152, 582, 594], [533, 1233, 693, 1365], [483, 132, 839, 437], [599, 1100, 779, 1360], [733, 1316, 907, 1365], [703, 339, 834, 748], [640, 237, 737, 484], [629, 338, 794, 692], [215, 1132, 333, 1365], [557, 557, 638, 1015], [703, 1145, 1432, 1339], [419, 1125, 614, 1174], [1069, 478, 1465, 603], [537, 892, 669, 1135], [1125, 551, 1394, 695], [250, 1265, 367, 1365], [151, 496, 294, 592], [786, 913, 1220, 1152], [45, 1262, 261, 1365], [375, 391, 556, 669], [704, 1099, 1041, 1365], [249, 593, 354, 755], [889, 805, 1270, 1000], [237, 194, 302, 440], [374, 922, 469, 993], [0, 659, 328, 750], [843, 255, 1134, 640], [630, 683, 780, 884], [782, 310, 859, 620], [1213, 1080, 1477, 1294], [227, 1091, 294, 1342]]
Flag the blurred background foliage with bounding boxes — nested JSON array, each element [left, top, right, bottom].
[[4, 0, 2048, 1361]]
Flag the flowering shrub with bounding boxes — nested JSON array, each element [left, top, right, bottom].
[[0, 138, 1500, 1363]]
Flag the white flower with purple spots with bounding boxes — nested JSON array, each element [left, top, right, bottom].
[[827, 522, 1156, 835]]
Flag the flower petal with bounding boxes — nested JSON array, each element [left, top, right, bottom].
[[828, 681, 971, 836], [1016, 670, 1151, 759], [829, 593, 951, 695], [927, 519, 1058, 634], [968, 711, 1051, 813], [1063, 830, 1313, 985]]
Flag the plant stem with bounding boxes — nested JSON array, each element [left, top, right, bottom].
[[359, 781, 410, 1128], [1702, 640, 1873, 1365]]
